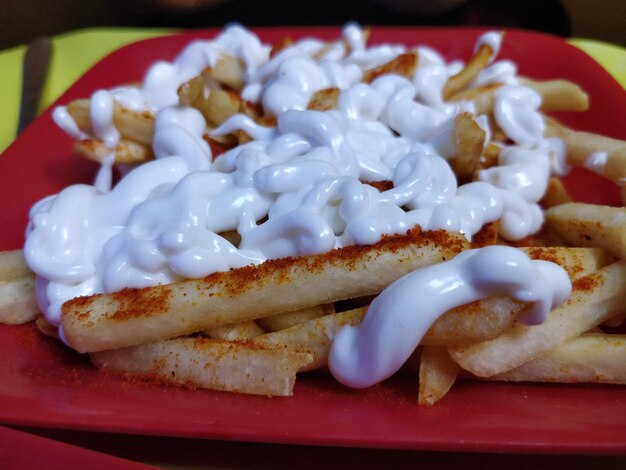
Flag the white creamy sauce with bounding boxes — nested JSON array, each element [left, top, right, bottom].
[[26, 27, 573, 387], [585, 151, 609, 174], [329, 246, 572, 388]]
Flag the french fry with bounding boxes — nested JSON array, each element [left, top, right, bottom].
[[177, 75, 205, 107], [90, 337, 312, 396], [443, 40, 498, 99], [254, 307, 366, 371], [541, 177, 572, 209], [256, 304, 332, 332], [449, 261, 626, 377], [307, 88, 340, 111], [204, 320, 265, 341], [199, 88, 242, 127], [418, 345, 460, 405], [447, 84, 500, 116], [0, 249, 31, 281], [520, 78, 589, 112], [488, 333, 626, 384], [75, 138, 153, 165], [450, 112, 486, 182], [61, 229, 468, 353], [208, 55, 245, 91], [423, 297, 523, 346], [67, 100, 155, 146], [424, 246, 605, 346], [545, 119, 626, 181], [545, 203, 626, 260], [362, 52, 418, 83], [519, 246, 610, 280], [0, 276, 39, 325]]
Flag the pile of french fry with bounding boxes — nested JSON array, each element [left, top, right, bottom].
[[2, 30, 626, 404]]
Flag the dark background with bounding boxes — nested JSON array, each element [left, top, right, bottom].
[[2, 0, 625, 50]]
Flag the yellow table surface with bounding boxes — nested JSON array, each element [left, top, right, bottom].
[[0, 28, 625, 153]]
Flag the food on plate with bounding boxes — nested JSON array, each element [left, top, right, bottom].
[[2, 24, 626, 401]]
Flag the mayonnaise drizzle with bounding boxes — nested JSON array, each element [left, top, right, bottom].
[[329, 246, 572, 388], [27, 26, 572, 373]]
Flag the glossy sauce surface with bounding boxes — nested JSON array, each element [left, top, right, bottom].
[[25, 26, 572, 386]]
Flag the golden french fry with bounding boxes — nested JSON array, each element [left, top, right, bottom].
[[470, 222, 499, 248], [67, 100, 155, 146], [200, 88, 242, 127], [488, 334, 626, 384], [90, 337, 312, 396], [418, 345, 460, 405], [447, 84, 500, 116], [0, 276, 39, 325], [0, 249, 32, 282], [423, 297, 523, 346], [75, 138, 153, 165], [449, 261, 626, 377], [270, 37, 294, 58], [307, 88, 340, 111], [362, 52, 418, 83], [177, 75, 205, 107], [541, 177, 572, 209], [443, 41, 498, 99], [209, 55, 245, 91], [450, 112, 486, 182], [424, 247, 604, 346], [545, 203, 626, 260], [520, 78, 589, 112], [256, 304, 332, 332], [254, 307, 366, 371], [61, 229, 468, 353], [545, 119, 626, 181], [204, 320, 265, 341], [480, 142, 501, 171], [519, 246, 610, 280]]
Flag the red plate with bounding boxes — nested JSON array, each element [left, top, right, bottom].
[[1, 27, 625, 454]]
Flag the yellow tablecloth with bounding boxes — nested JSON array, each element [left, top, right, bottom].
[[0, 29, 625, 153]]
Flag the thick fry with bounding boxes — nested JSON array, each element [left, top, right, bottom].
[[208, 55, 245, 91], [449, 261, 626, 377], [204, 320, 265, 341], [199, 88, 242, 127], [177, 75, 205, 106], [418, 346, 460, 405], [307, 88, 340, 111], [545, 119, 626, 181], [75, 138, 153, 165], [67, 100, 155, 146], [0, 277, 39, 325], [254, 307, 366, 371], [545, 203, 626, 260], [362, 52, 418, 83], [447, 84, 500, 116], [519, 246, 610, 280], [520, 78, 589, 112], [0, 249, 31, 281], [541, 177, 572, 209], [61, 229, 468, 352], [450, 112, 486, 182], [443, 42, 496, 99], [256, 304, 332, 332], [90, 337, 312, 396], [489, 334, 626, 384], [423, 297, 523, 346]]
